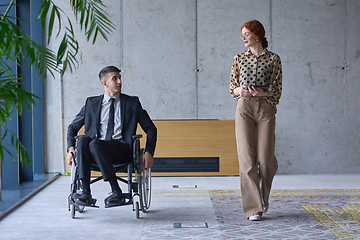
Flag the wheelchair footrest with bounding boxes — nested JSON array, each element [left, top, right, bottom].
[[69, 199, 99, 208], [68, 194, 99, 208]]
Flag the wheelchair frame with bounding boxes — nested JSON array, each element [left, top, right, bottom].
[[68, 134, 151, 219]]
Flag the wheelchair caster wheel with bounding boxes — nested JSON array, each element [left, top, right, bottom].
[[77, 205, 85, 213]]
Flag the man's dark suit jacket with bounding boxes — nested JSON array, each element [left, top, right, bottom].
[[67, 93, 157, 156]]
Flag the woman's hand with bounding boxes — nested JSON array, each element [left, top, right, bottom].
[[247, 86, 268, 97], [234, 86, 252, 98]]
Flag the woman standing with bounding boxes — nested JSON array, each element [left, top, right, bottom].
[[229, 20, 282, 221]]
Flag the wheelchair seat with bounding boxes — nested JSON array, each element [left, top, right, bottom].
[[90, 162, 130, 175]]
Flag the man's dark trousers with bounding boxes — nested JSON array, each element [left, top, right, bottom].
[[76, 136, 131, 185]]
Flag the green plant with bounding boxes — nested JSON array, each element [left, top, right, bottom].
[[0, 0, 115, 167]]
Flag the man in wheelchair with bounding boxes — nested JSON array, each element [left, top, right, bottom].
[[66, 66, 157, 208]]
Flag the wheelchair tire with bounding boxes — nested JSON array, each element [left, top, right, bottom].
[[135, 201, 140, 219], [71, 205, 76, 219], [139, 168, 151, 212], [143, 168, 151, 210]]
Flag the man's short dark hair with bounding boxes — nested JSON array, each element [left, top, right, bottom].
[[99, 66, 121, 81]]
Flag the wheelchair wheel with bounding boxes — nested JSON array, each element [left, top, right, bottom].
[[139, 167, 151, 212], [71, 205, 76, 219], [143, 168, 152, 209], [70, 163, 77, 219], [135, 201, 140, 219], [69, 158, 85, 217]]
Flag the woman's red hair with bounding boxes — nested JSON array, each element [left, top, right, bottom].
[[241, 20, 268, 48]]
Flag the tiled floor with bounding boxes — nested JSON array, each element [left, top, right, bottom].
[[0, 173, 60, 219], [0, 174, 359, 240]]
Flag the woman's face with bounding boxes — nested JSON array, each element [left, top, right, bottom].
[[241, 27, 258, 48]]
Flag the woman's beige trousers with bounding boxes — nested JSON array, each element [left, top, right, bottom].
[[235, 97, 278, 218]]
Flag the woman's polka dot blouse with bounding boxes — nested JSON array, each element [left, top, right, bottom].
[[230, 49, 282, 108]]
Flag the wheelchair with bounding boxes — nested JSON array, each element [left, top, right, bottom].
[[68, 134, 151, 219]]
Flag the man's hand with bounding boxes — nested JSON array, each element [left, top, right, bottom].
[[143, 151, 154, 169], [66, 147, 76, 166]]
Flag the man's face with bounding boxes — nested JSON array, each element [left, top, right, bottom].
[[103, 72, 122, 96]]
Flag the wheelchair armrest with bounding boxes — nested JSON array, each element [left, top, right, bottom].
[[132, 134, 143, 140]]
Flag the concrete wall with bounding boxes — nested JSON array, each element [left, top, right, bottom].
[[46, 0, 360, 174]]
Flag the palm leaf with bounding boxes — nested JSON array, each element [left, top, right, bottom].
[[35, 0, 115, 75], [1, 0, 114, 168]]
